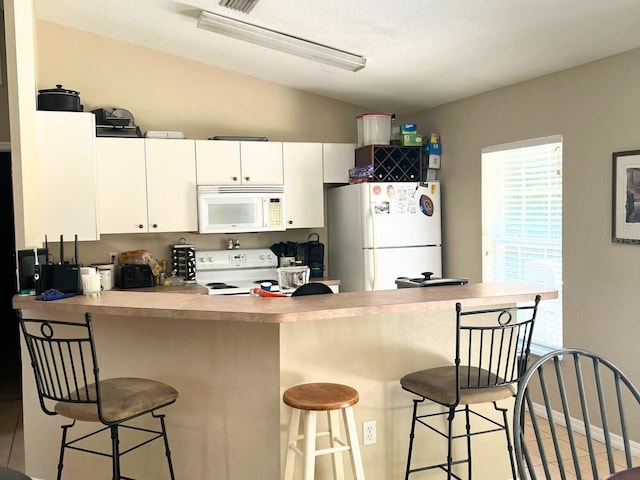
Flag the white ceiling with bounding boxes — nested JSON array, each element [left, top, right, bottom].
[[32, 0, 640, 115]]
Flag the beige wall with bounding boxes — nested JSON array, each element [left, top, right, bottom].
[[27, 21, 368, 267], [35, 21, 363, 143], [410, 47, 640, 385]]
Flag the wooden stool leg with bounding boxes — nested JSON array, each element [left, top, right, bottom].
[[328, 410, 345, 480], [343, 406, 365, 480], [284, 408, 301, 480], [302, 411, 318, 480]]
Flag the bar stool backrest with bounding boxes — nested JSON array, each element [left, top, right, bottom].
[[18, 312, 105, 421], [455, 294, 541, 400], [291, 282, 333, 296]]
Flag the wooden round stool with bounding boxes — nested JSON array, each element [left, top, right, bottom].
[[283, 383, 365, 480]]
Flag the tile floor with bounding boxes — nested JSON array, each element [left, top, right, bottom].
[[1, 401, 638, 479], [0, 399, 24, 473], [522, 416, 640, 479]]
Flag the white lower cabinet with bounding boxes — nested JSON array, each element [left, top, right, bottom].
[[96, 138, 197, 234], [323, 143, 356, 183], [36, 111, 99, 242], [283, 143, 324, 229]]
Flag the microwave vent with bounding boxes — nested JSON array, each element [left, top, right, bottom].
[[198, 185, 284, 195], [219, 0, 259, 14]]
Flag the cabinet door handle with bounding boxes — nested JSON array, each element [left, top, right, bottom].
[[138, 224, 144, 229], [232, 176, 238, 181], [288, 220, 293, 225], [152, 223, 158, 229], [245, 176, 250, 182]]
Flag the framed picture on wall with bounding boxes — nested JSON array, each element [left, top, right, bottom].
[[612, 149, 640, 243]]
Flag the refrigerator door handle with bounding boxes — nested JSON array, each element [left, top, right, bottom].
[[372, 247, 378, 290], [369, 201, 378, 290]]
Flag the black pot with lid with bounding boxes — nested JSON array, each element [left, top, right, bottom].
[[37, 84, 83, 112]]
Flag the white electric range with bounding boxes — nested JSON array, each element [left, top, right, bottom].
[[195, 248, 280, 295]]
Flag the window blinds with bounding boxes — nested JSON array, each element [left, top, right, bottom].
[[481, 137, 563, 354]]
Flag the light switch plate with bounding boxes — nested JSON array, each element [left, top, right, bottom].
[[428, 154, 441, 169]]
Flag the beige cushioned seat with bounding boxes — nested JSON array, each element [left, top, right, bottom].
[[401, 366, 515, 406], [55, 377, 179, 423]]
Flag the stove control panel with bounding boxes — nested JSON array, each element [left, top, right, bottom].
[[196, 248, 278, 271]]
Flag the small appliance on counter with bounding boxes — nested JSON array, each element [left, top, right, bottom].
[[119, 264, 154, 289], [92, 107, 142, 137], [395, 272, 469, 288], [117, 249, 155, 289], [277, 265, 310, 294], [170, 242, 196, 283], [297, 233, 325, 278]]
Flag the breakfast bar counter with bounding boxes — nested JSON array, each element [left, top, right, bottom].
[[13, 283, 556, 480], [13, 282, 554, 322]]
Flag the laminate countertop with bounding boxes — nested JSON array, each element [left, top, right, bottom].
[[13, 282, 557, 323]]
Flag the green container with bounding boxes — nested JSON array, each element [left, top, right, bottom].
[[400, 134, 423, 147]]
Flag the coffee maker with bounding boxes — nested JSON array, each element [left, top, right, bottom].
[[298, 233, 325, 279]]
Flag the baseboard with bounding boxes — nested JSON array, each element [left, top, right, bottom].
[[530, 402, 640, 456]]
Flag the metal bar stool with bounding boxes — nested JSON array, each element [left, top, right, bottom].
[[17, 311, 178, 480], [283, 382, 365, 480], [401, 295, 541, 479]]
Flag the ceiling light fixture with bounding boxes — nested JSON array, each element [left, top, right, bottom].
[[218, 0, 260, 14], [197, 10, 366, 72]]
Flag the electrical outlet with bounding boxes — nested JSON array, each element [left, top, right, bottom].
[[109, 252, 118, 264], [363, 420, 376, 445]]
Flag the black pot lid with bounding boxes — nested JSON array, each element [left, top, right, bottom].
[[38, 84, 80, 95]]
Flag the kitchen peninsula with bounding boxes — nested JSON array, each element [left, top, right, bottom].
[[13, 283, 556, 480]]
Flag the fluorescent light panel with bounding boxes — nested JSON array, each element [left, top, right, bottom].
[[197, 10, 366, 72]]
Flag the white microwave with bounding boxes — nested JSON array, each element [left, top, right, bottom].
[[197, 185, 285, 234]]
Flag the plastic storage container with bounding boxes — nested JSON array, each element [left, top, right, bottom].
[[356, 113, 392, 147], [277, 265, 310, 294]]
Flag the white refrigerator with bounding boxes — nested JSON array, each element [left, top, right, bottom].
[[328, 181, 442, 292]]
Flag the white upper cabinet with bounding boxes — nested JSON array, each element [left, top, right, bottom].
[[195, 140, 241, 185], [195, 140, 283, 185], [240, 141, 283, 184], [96, 138, 197, 234], [96, 138, 148, 234], [36, 111, 99, 242], [144, 139, 197, 233], [323, 143, 356, 183], [283, 142, 324, 229]]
